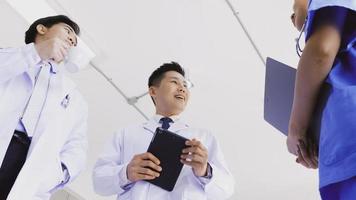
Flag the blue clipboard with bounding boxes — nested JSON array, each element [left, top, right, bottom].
[[263, 57, 327, 152]]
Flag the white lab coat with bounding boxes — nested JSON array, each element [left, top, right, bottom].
[[93, 116, 235, 200], [0, 44, 88, 200]]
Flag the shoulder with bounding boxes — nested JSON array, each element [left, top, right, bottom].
[[0, 44, 34, 61], [0, 43, 37, 55], [309, 0, 356, 11], [0, 46, 21, 53]]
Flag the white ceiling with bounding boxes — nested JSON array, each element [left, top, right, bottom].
[[1, 0, 320, 199]]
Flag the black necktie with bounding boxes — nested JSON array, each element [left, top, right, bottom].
[[160, 117, 173, 130]]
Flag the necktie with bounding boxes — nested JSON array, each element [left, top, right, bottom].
[[160, 117, 173, 130], [21, 64, 51, 137]]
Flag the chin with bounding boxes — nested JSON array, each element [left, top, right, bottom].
[[175, 105, 186, 113]]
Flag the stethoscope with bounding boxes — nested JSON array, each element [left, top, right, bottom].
[[295, 19, 307, 58], [295, 0, 311, 57]]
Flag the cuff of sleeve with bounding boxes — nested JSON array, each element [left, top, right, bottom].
[[22, 43, 42, 67], [119, 163, 133, 190], [196, 163, 213, 186]]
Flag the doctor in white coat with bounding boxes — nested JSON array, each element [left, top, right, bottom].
[[0, 15, 88, 200], [93, 62, 234, 200]]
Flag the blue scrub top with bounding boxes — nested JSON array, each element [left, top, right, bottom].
[[305, 5, 356, 188], [308, 0, 356, 12]]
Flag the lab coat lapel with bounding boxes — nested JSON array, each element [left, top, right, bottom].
[[28, 70, 76, 155], [142, 118, 158, 133], [0, 75, 32, 166], [169, 119, 189, 132]]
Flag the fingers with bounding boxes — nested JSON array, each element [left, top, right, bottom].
[[127, 152, 161, 182], [295, 141, 318, 169], [287, 133, 318, 169], [298, 140, 318, 169], [182, 139, 208, 160], [136, 167, 160, 178], [181, 139, 209, 177], [140, 160, 162, 173], [296, 146, 309, 168], [51, 38, 70, 63], [182, 146, 204, 156], [311, 147, 319, 167], [134, 174, 156, 180], [140, 152, 160, 165], [180, 153, 207, 164], [128, 166, 158, 181], [307, 139, 319, 167], [300, 141, 318, 169], [185, 139, 208, 152], [180, 157, 205, 168]]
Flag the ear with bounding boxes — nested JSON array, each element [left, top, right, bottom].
[[36, 24, 47, 35], [149, 86, 157, 99]]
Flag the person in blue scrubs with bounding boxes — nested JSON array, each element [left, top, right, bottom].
[[287, 0, 356, 199]]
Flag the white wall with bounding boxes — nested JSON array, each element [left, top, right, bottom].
[[1, 0, 321, 199]]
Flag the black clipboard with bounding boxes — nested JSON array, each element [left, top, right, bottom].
[[146, 127, 188, 191]]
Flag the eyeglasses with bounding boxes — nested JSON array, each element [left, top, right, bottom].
[[185, 79, 194, 90]]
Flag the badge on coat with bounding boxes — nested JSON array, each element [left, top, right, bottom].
[[61, 94, 70, 108]]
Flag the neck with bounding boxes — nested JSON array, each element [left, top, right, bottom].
[[156, 109, 180, 117]]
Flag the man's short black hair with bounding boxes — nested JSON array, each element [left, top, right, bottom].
[[148, 62, 185, 88], [25, 15, 80, 44]]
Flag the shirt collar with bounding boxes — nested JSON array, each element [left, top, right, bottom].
[[35, 60, 58, 75], [153, 114, 180, 124], [47, 61, 58, 74]]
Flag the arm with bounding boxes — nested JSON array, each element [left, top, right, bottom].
[[202, 137, 235, 199], [93, 129, 161, 196], [0, 37, 71, 84], [181, 135, 235, 199], [0, 44, 41, 84], [92, 130, 132, 196], [287, 23, 341, 168]]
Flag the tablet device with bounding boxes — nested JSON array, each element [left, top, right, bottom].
[[146, 127, 188, 191]]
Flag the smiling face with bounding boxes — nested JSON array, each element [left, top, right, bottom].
[[149, 71, 190, 116]]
